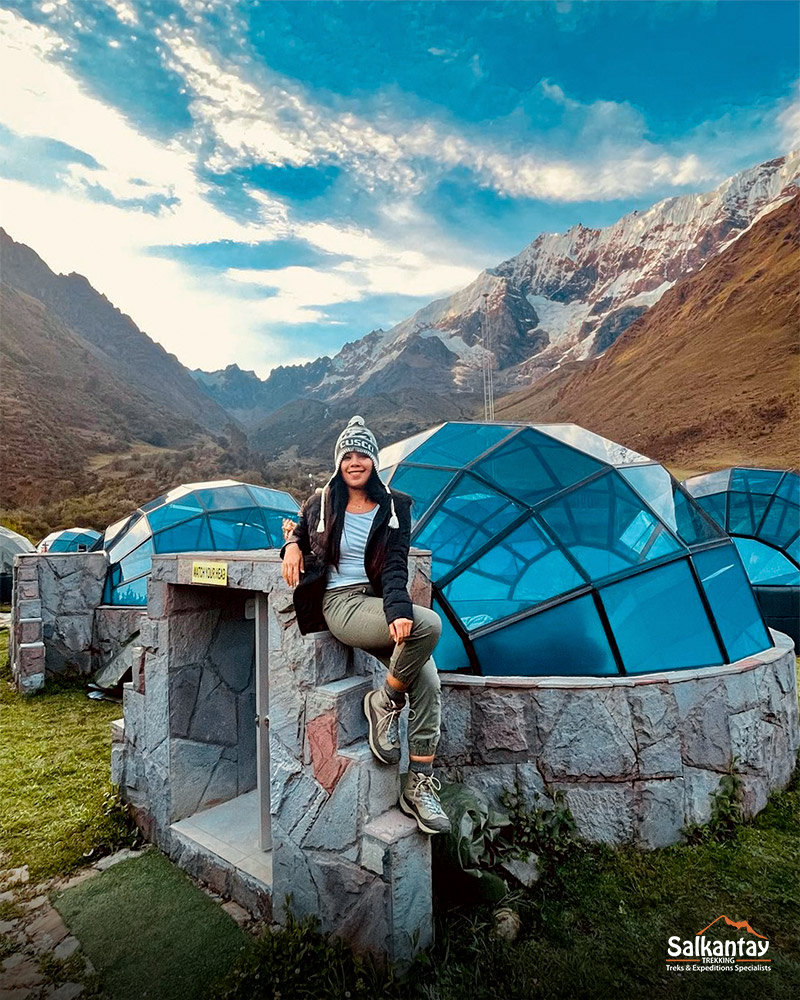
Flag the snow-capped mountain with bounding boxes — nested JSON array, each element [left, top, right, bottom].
[[194, 151, 800, 417]]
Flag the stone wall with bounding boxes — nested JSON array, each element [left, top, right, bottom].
[[438, 630, 798, 848], [113, 550, 435, 966], [10, 551, 146, 692]]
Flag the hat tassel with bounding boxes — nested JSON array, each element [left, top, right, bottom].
[[386, 485, 399, 529]]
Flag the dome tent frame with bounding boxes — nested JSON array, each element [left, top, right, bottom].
[[380, 422, 773, 677]]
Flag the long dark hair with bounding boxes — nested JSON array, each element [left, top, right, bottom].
[[324, 466, 388, 569]]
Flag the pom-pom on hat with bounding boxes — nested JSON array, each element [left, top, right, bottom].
[[316, 415, 398, 533]]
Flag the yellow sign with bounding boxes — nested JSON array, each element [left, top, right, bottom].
[[191, 560, 228, 586]]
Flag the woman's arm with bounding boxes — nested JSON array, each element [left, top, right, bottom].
[[381, 495, 414, 625], [281, 496, 314, 588], [280, 496, 313, 559]]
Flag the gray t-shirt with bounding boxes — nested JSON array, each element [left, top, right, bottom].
[[326, 507, 379, 590]]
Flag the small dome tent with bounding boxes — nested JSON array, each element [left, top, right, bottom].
[[0, 526, 35, 602], [682, 467, 799, 646], [38, 528, 102, 553], [95, 479, 300, 605]]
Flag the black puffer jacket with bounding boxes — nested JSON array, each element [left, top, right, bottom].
[[281, 488, 414, 635]]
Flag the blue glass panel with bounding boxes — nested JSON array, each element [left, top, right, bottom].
[[443, 517, 585, 626], [728, 491, 774, 536], [730, 468, 785, 496], [539, 472, 683, 582], [247, 485, 299, 510], [473, 595, 618, 677], [119, 539, 154, 582], [147, 497, 204, 532], [683, 469, 732, 499], [196, 518, 214, 551], [432, 599, 471, 672], [140, 492, 169, 513], [378, 465, 396, 485], [103, 514, 135, 548], [758, 497, 800, 551], [47, 535, 72, 553], [621, 466, 724, 546], [600, 560, 721, 673], [694, 545, 772, 660], [209, 508, 270, 549], [416, 473, 524, 580], [473, 428, 603, 506], [194, 485, 253, 510], [208, 510, 247, 549], [405, 423, 516, 468], [263, 509, 297, 547], [733, 537, 800, 586], [776, 471, 800, 504], [536, 425, 648, 466], [786, 532, 800, 565], [391, 466, 457, 526], [153, 516, 205, 552], [108, 515, 151, 563], [379, 425, 441, 468], [112, 576, 148, 606], [694, 494, 727, 528]]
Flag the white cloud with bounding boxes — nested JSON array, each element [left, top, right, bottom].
[[0, 8, 488, 375], [154, 23, 720, 202], [778, 93, 800, 149], [100, 0, 138, 27]]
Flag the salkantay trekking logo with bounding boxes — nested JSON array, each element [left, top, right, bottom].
[[666, 915, 771, 974]]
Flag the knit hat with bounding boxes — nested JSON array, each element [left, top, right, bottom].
[[316, 416, 398, 533], [334, 415, 379, 471]]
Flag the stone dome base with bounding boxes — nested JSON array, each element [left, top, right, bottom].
[[438, 630, 798, 848]]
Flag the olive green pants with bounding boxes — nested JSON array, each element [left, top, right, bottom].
[[322, 584, 442, 757]]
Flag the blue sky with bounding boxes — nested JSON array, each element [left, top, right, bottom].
[[0, 0, 797, 375]]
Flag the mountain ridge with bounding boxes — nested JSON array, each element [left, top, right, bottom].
[[192, 151, 800, 423], [494, 195, 800, 474]]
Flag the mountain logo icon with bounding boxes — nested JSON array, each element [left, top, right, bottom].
[[696, 915, 768, 939]]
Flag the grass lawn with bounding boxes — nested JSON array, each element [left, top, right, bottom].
[[412, 772, 800, 1000], [54, 850, 248, 1000], [2, 625, 799, 999], [0, 630, 133, 878]]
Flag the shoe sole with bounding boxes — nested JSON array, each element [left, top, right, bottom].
[[399, 793, 446, 835], [363, 692, 400, 766]]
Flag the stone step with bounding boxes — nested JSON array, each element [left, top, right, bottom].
[[110, 718, 125, 743], [361, 807, 433, 963], [339, 742, 401, 820], [306, 675, 372, 749]]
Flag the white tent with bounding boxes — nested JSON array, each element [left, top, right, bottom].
[[0, 525, 35, 575]]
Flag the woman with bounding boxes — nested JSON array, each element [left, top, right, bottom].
[[281, 416, 450, 835]]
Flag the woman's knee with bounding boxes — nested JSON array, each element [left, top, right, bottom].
[[412, 605, 442, 642]]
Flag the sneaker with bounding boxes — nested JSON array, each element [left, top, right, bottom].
[[399, 771, 452, 835], [363, 688, 403, 765]]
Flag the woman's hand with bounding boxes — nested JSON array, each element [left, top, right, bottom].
[[282, 518, 298, 542], [389, 617, 413, 644], [282, 542, 304, 588]]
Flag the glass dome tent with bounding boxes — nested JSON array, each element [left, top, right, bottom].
[[379, 422, 773, 677], [38, 528, 101, 553], [95, 480, 300, 606], [682, 468, 799, 646]]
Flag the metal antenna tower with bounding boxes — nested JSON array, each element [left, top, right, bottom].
[[481, 291, 495, 421]]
